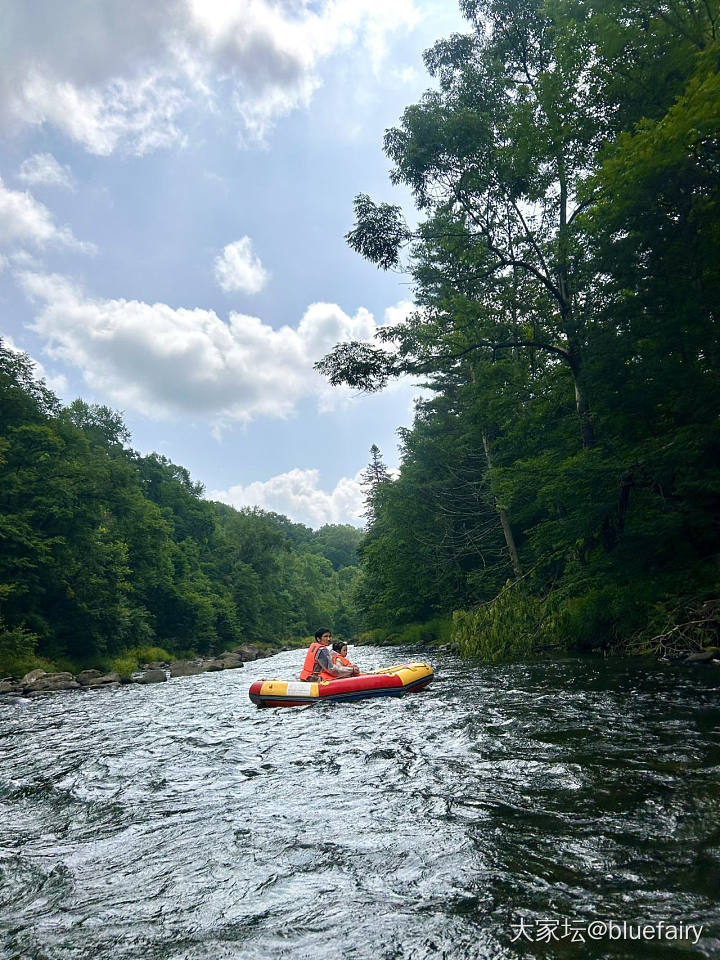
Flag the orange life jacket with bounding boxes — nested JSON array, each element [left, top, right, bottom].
[[332, 653, 351, 667], [299, 642, 335, 681]]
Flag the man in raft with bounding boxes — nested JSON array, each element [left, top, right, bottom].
[[299, 628, 360, 682]]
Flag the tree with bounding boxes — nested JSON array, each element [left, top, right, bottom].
[[317, 0, 621, 448], [62, 400, 131, 449], [0, 340, 59, 425], [0, 339, 367, 673], [360, 444, 391, 524], [310, 524, 364, 569]]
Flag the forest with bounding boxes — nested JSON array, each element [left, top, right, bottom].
[[0, 342, 363, 677], [319, 0, 720, 659]]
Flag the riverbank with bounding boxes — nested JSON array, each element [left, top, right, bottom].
[[0, 641, 303, 696], [358, 597, 720, 664]]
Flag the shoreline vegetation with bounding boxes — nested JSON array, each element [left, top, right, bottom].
[[0, 641, 305, 696], [355, 605, 720, 665], [3, 627, 718, 699]]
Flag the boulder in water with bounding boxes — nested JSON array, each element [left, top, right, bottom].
[[21, 668, 47, 685], [232, 645, 260, 661], [77, 670, 121, 688], [204, 659, 226, 672], [169, 660, 209, 678], [77, 669, 104, 685], [686, 650, 720, 663], [24, 671, 79, 692], [135, 668, 167, 684], [217, 651, 244, 669]]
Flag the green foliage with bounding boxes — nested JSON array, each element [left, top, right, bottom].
[[453, 583, 550, 663], [61, 400, 131, 448], [0, 342, 363, 676], [109, 653, 141, 680], [623, 598, 720, 658], [134, 645, 174, 664], [454, 574, 720, 663], [356, 627, 393, 646], [104, 644, 174, 679], [0, 619, 44, 678], [396, 617, 453, 647], [452, 580, 627, 662], [345, 194, 412, 269], [357, 617, 452, 647], [309, 524, 363, 570]]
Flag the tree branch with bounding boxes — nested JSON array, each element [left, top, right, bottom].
[[409, 337, 570, 374]]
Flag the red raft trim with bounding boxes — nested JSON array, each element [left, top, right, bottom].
[[318, 673, 403, 696]]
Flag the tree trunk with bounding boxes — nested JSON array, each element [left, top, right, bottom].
[[566, 338, 596, 449], [482, 432, 523, 578], [557, 155, 596, 450]]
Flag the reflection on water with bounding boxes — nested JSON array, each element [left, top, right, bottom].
[[1, 649, 719, 959]]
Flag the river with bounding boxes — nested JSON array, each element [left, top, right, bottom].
[[1, 648, 719, 959]]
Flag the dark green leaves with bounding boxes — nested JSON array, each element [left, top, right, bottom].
[[345, 193, 411, 269], [314, 340, 397, 391]]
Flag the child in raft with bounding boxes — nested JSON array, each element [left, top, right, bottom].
[[331, 641, 361, 673]]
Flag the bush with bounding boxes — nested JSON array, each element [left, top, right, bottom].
[[623, 597, 720, 658], [355, 628, 391, 646], [451, 577, 720, 662], [105, 644, 174, 678], [453, 581, 550, 662], [134, 645, 173, 664], [355, 617, 452, 647], [0, 619, 46, 678], [395, 617, 452, 646], [109, 653, 141, 679]]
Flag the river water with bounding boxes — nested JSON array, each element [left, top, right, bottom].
[[1, 648, 719, 960]]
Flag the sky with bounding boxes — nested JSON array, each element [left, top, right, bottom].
[[0, 0, 467, 529]]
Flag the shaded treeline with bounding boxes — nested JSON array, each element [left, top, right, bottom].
[[0, 343, 362, 676], [320, 0, 720, 657]]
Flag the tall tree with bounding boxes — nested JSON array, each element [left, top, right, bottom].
[[317, 0, 619, 448], [360, 444, 391, 524]]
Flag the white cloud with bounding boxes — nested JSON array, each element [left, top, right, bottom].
[[383, 298, 416, 326], [18, 153, 75, 190], [214, 237, 269, 294], [0, 178, 94, 254], [0, 0, 421, 154], [8, 250, 44, 270], [15, 70, 188, 157], [209, 468, 365, 528], [17, 271, 394, 423]]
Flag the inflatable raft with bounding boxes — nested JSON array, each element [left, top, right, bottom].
[[249, 661, 434, 708]]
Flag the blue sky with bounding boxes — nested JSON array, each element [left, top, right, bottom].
[[0, 0, 466, 527]]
